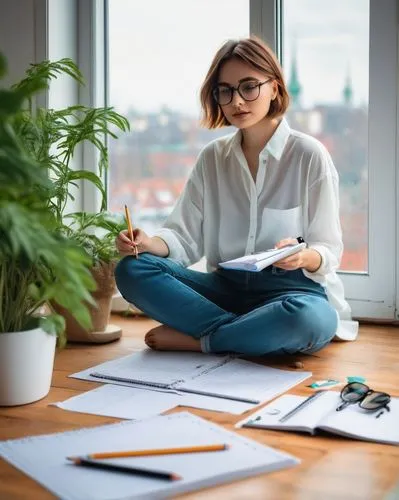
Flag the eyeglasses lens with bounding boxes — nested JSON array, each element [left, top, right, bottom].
[[213, 82, 261, 105], [360, 392, 391, 410], [341, 382, 369, 402], [238, 82, 260, 101], [213, 87, 232, 105]]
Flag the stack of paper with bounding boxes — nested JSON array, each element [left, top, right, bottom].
[[218, 243, 306, 272], [0, 412, 299, 499]]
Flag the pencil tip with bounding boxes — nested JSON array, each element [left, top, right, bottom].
[[172, 474, 183, 481]]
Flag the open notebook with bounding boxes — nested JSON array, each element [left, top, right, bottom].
[[218, 243, 306, 272], [0, 412, 299, 500], [236, 391, 399, 446], [71, 350, 311, 405]]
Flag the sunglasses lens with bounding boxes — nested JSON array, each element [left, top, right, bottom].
[[341, 382, 369, 402], [360, 392, 391, 410]]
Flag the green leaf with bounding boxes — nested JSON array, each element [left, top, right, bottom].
[[68, 170, 107, 209], [0, 54, 128, 341]]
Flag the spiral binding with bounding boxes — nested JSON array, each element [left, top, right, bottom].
[[90, 372, 172, 389]]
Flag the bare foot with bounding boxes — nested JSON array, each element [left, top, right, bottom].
[[144, 325, 201, 352]]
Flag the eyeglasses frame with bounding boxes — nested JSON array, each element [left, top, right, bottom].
[[212, 79, 272, 106], [336, 382, 391, 417]]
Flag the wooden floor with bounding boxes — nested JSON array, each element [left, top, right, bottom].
[[0, 314, 399, 500]]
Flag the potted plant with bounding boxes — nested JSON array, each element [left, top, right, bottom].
[[12, 58, 129, 343], [56, 211, 126, 342], [0, 53, 96, 406]]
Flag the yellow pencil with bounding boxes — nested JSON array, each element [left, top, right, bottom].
[[67, 443, 229, 460], [124, 204, 138, 258]]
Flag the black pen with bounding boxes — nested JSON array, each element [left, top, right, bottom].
[[296, 236, 307, 246], [279, 391, 324, 423], [68, 457, 182, 481]]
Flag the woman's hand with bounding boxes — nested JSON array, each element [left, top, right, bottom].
[[115, 228, 151, 256], [115, 230, 169, 258], [273, 237, 322, 273]]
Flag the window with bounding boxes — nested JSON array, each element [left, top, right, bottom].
[[277, 0, 397, 319], [107, 0, 249, 234], [283, 0, 369, 273], [100, 0, 398, 319]]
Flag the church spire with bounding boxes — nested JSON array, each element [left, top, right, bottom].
[[288, 44, 302, 108], [343, 65, 353, 106]]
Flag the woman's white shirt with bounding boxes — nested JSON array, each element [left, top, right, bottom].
[[154, 118, 358, 341]]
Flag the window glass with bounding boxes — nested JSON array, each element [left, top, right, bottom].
[[283, 0, 369, 272], [107, 0, 249, 234]]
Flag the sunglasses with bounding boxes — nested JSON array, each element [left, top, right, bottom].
[[336, 382, 391, 418]]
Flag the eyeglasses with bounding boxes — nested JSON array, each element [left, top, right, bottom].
[[212, 79, 271, 106], [336, 382, 391, 418]]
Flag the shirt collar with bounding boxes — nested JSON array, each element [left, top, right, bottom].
[[225, 130, 242, 159], [261, 118, 291, 161], [225, 117, 291, 162]]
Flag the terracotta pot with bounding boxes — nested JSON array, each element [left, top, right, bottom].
[[53, 261, 119, 343]]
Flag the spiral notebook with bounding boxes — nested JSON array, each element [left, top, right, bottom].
[[0, 412, 299, 500], [219, 243, 306, 272], [71, 350, 312, 405]]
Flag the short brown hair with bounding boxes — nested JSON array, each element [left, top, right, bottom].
[[200, 36, 290, 129]]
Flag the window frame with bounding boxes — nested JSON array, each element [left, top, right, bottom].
[[251, 0, 398, 320], [77, 0, 107, 214], [80, 0, 398, 320]]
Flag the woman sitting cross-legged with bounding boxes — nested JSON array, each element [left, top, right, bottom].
[[114, 36, 357, 356]]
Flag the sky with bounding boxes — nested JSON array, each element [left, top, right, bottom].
[[108, 0, 369, 116]]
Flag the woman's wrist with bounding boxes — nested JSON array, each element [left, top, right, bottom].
[[149, 236, 170, 257], [303, 248, 322, 273]]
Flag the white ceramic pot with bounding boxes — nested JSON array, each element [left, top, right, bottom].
[[0, 326, 56, 406]]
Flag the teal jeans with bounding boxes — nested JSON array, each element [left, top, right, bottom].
[[115, 253, 338, 356]]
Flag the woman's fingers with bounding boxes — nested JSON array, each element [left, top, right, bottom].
[[118, 241, 135, 251], [119, 230, 132, 244], [116, 231, 135, 252], [116, 228, 150, 256], [274, 237, 297, 249], [276, 256, 297, 267], [274, 252, 304, 270]]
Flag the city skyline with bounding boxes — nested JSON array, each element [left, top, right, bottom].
[[108, 0, 369, 115]]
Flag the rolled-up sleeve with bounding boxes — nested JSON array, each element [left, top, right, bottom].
[[153, 157, 204, 267], [303, 152, 343, 282]]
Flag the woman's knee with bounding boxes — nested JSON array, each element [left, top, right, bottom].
[[114, 254, 153, 291], [283, 295, 337, 346], [115, 256, 135, 294], [114, 253, 173, 296]]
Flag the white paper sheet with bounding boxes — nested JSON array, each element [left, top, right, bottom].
[[53, 383, 257, 418], [71, 351, 311, 405], [219, 243, 306, 271], [0, 412, 299, 500], [235, 393, 331, 432], [70, 349, 229, 391], [52, 385, 183, 420], [89, 349, 229, 386], [179, 358, 312, 404]]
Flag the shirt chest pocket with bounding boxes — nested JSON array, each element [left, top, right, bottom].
[[260, 206, 303, 247]]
